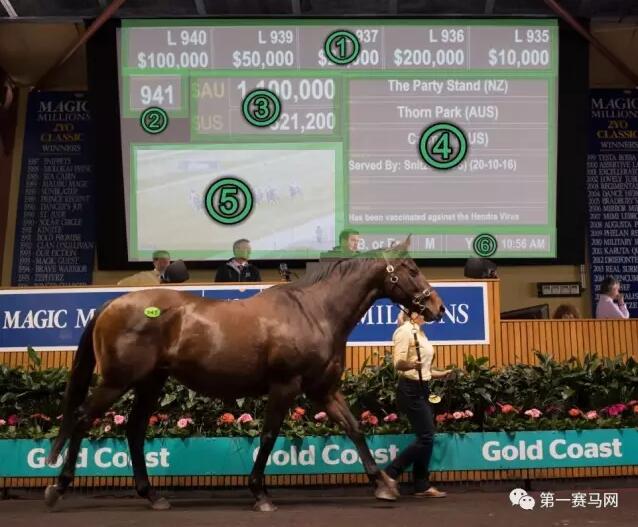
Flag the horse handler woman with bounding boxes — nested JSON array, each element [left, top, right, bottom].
[[384, 310, 453, 498]]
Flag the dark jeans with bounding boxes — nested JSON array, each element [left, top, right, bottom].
[[385, 377, 435, 492]]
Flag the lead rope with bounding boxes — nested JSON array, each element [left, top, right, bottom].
[[411, 325, 426, 395]]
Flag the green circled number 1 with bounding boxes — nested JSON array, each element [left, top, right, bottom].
[[335, 36, 348, 60]]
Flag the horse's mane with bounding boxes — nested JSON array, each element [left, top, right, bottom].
[[285, 249, 388, 289]]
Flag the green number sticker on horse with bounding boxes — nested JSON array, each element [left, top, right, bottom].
[[144, 307, 161, 318]]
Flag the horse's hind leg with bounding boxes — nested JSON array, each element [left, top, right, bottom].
[[45, 383, 127, 509], [126, 374, 168, 511], [249, 379, 301, 512], [321, 390, 399, 501]]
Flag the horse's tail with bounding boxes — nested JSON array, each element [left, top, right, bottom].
[[48, 306, 102, 463]]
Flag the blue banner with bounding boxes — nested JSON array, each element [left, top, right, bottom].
[[587, 89, 638, 316], [11, 92, 96, 287], [1, 429, 636, 477], [0, 282, 488, 351]]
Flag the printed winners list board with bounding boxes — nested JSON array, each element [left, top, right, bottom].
[[119, 20, 558, 260]]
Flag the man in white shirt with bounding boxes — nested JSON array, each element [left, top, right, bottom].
[[596, 277, 630, 319]]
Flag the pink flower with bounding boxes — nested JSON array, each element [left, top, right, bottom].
[[177, 417, 193, 429], [606, 403, 627, 417], [218, 413, 235, 425], [7, 415, 18, 426], [627, 400, 638, 407], [499, 404, 516, 415], [383, 413, 398, 423], [485, 405, 496, 416], [113, 415, 126, 425], [148, 416, 159, 426], [360, 411, 378, 426], [293, 407, 306, 416], [0, 419, 6, 426], [568, 408, 582, 418], [464, 410, 474, 418], [435, 414, 448, 423], [237, 413, 253, 424], [585, 410, 598, 420], [452, 411, 465, 420], [524, 408, 542, 419], [92, 418, 101, 427], [104, 424, 112, 432], [314, 412, 328, 422], [56, 415, 63, 421], [291, 412, 303, 421]]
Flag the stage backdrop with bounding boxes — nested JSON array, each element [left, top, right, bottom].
[[11, 91, 96, 287], [587, 89, 638, 317], [0, 282, 489, 351]]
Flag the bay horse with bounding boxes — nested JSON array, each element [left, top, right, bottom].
[[45, 236, 446, 512]]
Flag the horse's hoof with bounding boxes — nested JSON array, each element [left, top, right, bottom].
[[375, 487, 398, 501], [44, 485, 62, 509], [150, 497, 171, 511], [253, 500, 278, 512], [379, 471, 400, 498]]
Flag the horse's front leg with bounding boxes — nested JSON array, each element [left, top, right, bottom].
[[322, 390, 399, 501], [249, 378, 301, 512]]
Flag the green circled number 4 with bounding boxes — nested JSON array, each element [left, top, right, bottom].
[[432, 131, 453, 160]]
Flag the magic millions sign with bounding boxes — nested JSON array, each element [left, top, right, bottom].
[[0, 282, 488, 351]]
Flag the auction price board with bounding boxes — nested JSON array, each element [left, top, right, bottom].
[[119, 19, 558, 260]]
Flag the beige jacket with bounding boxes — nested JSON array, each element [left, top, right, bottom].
[[392, 321, 435, 381]]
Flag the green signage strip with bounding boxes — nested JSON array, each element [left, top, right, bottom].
[[1, 430, 637, 477]]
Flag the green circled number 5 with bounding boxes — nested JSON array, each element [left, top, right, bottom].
[[219, 186, 240, 215]]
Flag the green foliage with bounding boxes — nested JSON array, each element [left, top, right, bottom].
[[1, 351, 637, 439]]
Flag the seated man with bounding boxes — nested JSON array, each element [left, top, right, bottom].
[[117, 250, 171, 287], [215, 239, 261, 282], [320, 229, 362, 259]]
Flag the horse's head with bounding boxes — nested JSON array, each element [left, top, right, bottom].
[[381, 235, 446, 322]]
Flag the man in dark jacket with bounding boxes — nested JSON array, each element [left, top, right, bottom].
[[319, 229, 362, 260], [215, 239, 262, 282]]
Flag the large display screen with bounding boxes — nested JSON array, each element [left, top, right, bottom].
[[118, 19, 558, 260]]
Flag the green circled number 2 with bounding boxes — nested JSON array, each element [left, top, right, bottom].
[[219, 186, 240, 215]]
